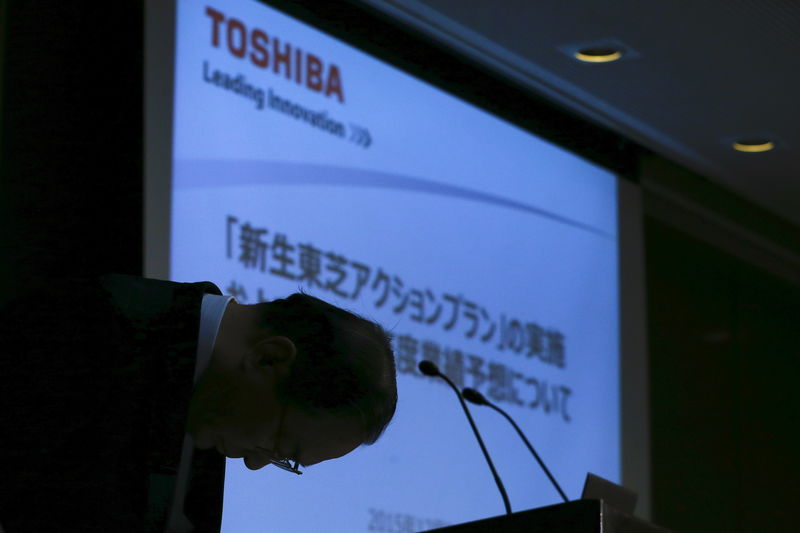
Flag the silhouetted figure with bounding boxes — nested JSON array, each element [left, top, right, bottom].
[[0, 274, 397, 532]]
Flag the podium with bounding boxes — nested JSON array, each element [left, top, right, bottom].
[[421, 500, 672, 533]]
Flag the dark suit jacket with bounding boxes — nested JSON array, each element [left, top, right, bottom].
[[0, 274, 226, 533]]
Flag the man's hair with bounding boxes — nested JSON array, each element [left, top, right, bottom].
[[255, 293, 397, 444]]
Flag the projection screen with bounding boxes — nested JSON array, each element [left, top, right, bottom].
[[145, 0, 650, 530]]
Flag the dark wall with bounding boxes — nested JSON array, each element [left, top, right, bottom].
[[646, 218, 800, 533], [0, 1, 144, 300]]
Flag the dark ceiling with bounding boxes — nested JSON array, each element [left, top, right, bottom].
[[359, 0, 800, 228]]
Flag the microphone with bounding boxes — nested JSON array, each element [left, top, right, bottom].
[[462, 387, 569, 503], [418, 360, 512, 515]]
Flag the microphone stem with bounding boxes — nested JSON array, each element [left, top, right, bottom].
[[487, 403, 569, 503], [440, 374, 512, 515]]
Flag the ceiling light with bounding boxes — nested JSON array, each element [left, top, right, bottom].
[[574, 47, 622, 63], [732, 139, 775, 153], [558, 40, 638, 63]]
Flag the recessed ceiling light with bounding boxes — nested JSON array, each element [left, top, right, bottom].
[[732, 139, 775, 153], [558, 39, 639, 63], [574, 47, 623, 63]]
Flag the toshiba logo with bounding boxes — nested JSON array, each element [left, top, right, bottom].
[[205, 6, 345, 103]]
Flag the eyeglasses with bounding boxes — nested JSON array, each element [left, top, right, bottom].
[[263, 403, 303, 475]]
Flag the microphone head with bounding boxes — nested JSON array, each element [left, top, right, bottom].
[[462, 387, 489, 405], [418, 360, 441, 377]]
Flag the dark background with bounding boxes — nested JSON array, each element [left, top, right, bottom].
[[1, 2, 798, 532]]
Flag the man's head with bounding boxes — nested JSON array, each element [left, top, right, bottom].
[[187, 293, 397, 471], [259, 293, 397, 444]]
